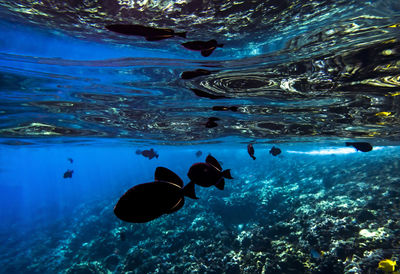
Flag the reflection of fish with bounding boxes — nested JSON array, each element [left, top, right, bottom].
[[205, 117, 220, 128], [136, 148, 159, 159], [181, 69, 212, 79], [106, 24, 186, 41], [187, 155, 233, 190], [247, 144, 256, 160], [345, 142, 373, 152], [191, 88, 227, 99], [269, 146, 281, 156], [212, 106, 238, 112], [182, 39, 224, 57], [114, 167, 197, 223], [67, 158, 73, 163], [195, 150, 202, 157], [63, 169, 73, 179]]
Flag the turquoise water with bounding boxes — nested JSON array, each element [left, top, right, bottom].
[[1, 1, 400, 273]]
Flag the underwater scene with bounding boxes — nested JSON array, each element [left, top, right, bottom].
[[1, 0, 400, 273]]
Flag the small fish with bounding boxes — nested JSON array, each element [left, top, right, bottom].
[[114, 167, 198, 223], [182, 39, 224, 57], [378, 259, 397, 272], [205, 117, 220, 128], [67, 158, 73, 163], [106, 24, 186, 41], [181, 69, 212, 79], [212, 106, 238, 112], [247, 144, 256, 160], [191, 88, 227, 99], [63, 169, 73, 179], [136, 148, 159, 159], [187, 155, 233, 190], [345, 142, 373, 152], [195, 150, 202, 157], [269, 146, 281, 156], [310, 248, 324, 259]]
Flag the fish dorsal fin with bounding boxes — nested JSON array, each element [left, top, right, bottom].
[[154, 167, 183, 187], [206, 155, 222, 171]]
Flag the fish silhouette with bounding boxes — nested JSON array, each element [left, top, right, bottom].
[[269, 146, 281, 156], [136, 148, 159, 159], [181, 69, 212, 79], [345, 142, 373, 152], [205, 117, 220, 128], [247, 144, 256, 160], [195, 150, 202, 157], [63, 169, 73, 179], [187, 155, 233, 190], [182, 39, 223, 57], [106, 24, 186, 41], [114, 167, 197, 223]]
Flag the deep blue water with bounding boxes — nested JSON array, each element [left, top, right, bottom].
[[1, 1, 400, 273]]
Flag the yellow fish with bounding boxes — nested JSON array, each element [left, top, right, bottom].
[[375, 112, 392, 117], [378, 259, 397, 272]]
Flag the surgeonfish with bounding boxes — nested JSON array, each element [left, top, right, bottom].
[[187, 155, 233, 190], [114, 167, 198, 223]]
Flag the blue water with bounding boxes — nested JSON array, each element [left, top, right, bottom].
[[1, 1, 400, 273]]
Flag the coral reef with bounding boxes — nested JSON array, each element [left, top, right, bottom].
[[1, 149, 400, 273]]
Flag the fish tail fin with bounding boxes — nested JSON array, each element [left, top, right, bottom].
[[218, 43, 224, 48], [222, 169, 233, 179], [156, 154, 159, 159], [251, 156, 256, 160], [135, 149, 142, 154], [183, 181, 198, 199], [176, 32, 187, 39], [215, 178, 225, 190]]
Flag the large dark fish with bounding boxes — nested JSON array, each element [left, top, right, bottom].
[[187, 155, 233, 190], [136, 148, 159, 159], [247, 144, 256, 160], [63, 169, 73, 179], [106, 24, 187, 41], [182, 39, 224, 57], [191, 88, 227, 99], [345, 142, 373, 152], [114, 167, 198, 223], [269, 146, 281, 156], [180, 69, 212, 79]]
